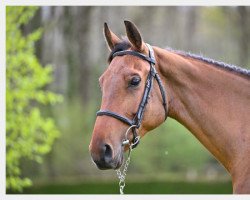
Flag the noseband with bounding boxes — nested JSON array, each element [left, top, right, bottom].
[[96, 44, 167, 149]]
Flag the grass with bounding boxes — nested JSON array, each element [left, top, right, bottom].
[[15, 180, 232, 194]]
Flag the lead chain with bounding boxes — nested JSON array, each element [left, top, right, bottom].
[[116, 146, 132, 194]]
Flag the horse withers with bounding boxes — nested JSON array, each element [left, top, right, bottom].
[[89, 20, 250, 193]]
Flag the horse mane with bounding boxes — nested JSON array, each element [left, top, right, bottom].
[[166, 47, 250, 78], [108, 39, 250, 78]]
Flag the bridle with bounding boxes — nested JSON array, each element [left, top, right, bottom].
[[96, 44, 167, 148], [96, 43, 167, 194], [96, 43, 168, 149]]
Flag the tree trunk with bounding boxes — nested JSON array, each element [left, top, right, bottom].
[[238, 6, 249, 67]]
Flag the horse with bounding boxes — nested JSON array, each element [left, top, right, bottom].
[[89, 20, 250, 194]]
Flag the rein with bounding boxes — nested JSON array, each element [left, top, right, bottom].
[[96, 43, 168, 194]]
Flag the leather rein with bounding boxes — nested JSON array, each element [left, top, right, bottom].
[[96, 43, 167, 149]]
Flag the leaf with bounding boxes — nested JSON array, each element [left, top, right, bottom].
[[6, 6, 63, 192]]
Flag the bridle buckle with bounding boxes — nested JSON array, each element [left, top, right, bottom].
[[131, 136, 140, 149], [122, 124, 139, 148]]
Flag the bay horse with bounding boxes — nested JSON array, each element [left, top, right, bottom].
[[89, 20, 250, 194]]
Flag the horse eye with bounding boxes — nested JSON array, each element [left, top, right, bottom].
[[130, 76, 141, 87]]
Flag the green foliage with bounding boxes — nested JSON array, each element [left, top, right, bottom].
[[6, 6, 63, 192], [132, 118, 211, 174], [19, 180, 232, 194]]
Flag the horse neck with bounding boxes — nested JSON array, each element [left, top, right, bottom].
[[154, 46, 250, 174]]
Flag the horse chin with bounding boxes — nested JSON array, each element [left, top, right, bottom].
[[113, 152, 124, 169], [114, 160, 123, 170], [94, 161, 120, 170]]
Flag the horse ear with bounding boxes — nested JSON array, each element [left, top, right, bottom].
[[124, 20, 145, 52], [103, 22, 121, 51]]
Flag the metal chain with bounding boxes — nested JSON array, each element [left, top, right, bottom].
[[116, 146, 132, 194]]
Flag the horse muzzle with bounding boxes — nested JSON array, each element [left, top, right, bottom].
[[90, 143, 123, 170]]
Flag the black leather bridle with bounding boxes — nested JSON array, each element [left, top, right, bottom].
[[96, 44, 167, 149]]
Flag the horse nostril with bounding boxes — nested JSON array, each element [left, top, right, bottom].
[[104, 144, 113, 162]]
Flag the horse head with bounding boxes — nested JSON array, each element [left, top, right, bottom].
[[89, 21, 167, 170]]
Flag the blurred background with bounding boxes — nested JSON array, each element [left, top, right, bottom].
[[6, 6, 250, 194]]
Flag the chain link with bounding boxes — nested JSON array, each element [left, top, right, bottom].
[[116, 146, 132, 194]]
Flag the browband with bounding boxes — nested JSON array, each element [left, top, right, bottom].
[[112, 50, 156, 65]]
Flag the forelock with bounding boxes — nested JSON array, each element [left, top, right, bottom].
[[108, 38, 131, 63]]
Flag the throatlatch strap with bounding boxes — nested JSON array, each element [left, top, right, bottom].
[[146, 43, 168, 119], [155, 73, 168, 119]]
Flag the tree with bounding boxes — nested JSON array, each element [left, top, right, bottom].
[[237, 6, 250, 68], [6, 6, 62, 192]]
